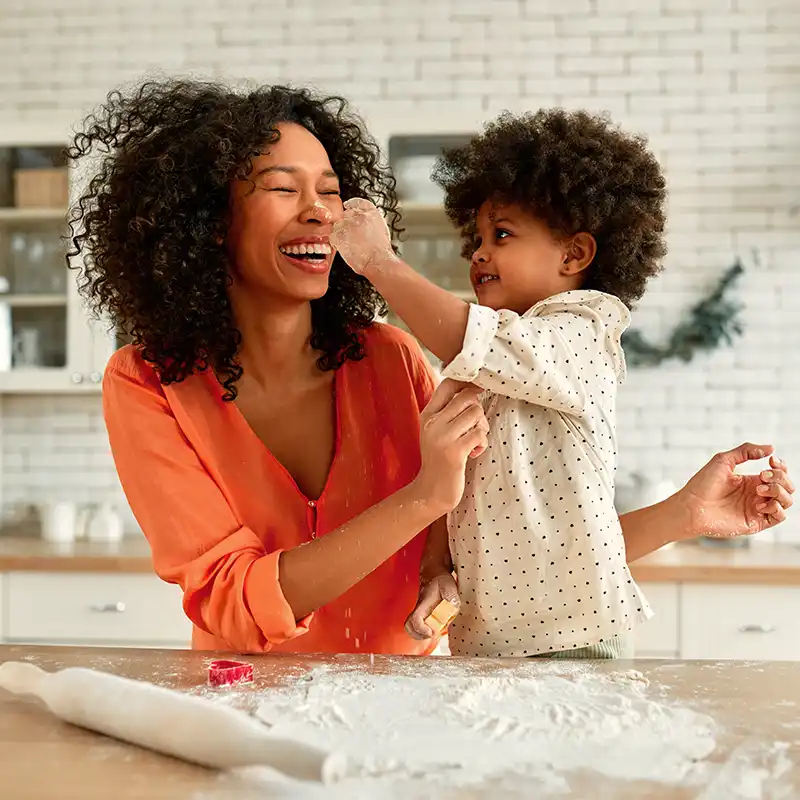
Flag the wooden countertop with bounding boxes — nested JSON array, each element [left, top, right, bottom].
[[630, 540, 800, 585], [1, 534, 800, 586], [0, 535, 154, 573], [0, 645, 798, 799]]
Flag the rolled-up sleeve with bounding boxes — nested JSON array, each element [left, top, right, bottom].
[[442, 293, 630, 414], [103, 363, 312, 652]]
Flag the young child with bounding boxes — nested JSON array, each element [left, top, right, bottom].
[[331, 108, 667, 658]]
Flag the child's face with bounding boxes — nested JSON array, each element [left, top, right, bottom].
[[470, 201, 588, 314]]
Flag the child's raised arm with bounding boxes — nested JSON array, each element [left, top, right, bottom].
[[331, 198, 471, 364], [331, 199, 630, 411]]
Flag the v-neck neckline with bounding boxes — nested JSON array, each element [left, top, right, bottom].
[[214, 363, 345, 505]]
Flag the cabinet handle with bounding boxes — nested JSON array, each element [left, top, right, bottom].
[[90, 602, 126, 613], [90, 372, 102, 383], [738, 623, 776, 634], [71, 372, 84, 384]]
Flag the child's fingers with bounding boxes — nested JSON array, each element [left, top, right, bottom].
[[762, 466, 795, 497], [405, 605, 434, 640], [769, 454, 785, 471], [756, 481, 794, 509], [759, 501, 787, 527], [404, 581, 453, 640], [343, 197, 375, 213]]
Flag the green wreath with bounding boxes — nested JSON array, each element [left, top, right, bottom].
[[622, 259, 745, 368]]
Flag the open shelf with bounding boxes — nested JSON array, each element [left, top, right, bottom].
[[0, 294, 67, 307], [0, 208, 67, 223]]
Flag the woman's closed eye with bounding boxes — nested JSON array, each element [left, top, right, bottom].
[[267, 187, 340, 196]]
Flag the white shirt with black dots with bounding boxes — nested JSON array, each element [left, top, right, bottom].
[[442, 289, 652, 658]]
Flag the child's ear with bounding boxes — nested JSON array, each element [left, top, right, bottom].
[[561, 233, 596, 275]]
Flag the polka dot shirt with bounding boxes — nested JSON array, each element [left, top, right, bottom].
[[442, 290, 653, 658]]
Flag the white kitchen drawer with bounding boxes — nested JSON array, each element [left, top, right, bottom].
[[5, 572, 191, 646], [681, 584, 800, 661], [634, 582, 680, 657]]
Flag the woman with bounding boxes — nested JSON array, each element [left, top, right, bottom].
[[67, 80, 794, 655]]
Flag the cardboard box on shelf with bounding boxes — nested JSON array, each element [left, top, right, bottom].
[[13, 168, 68, 208]]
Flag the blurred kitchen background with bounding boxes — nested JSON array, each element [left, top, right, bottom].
[[0, 0, 797, 655]]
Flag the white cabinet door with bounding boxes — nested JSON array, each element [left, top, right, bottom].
[[5, 572, 191, 648], [0, 150, 101, 394], [681, 584, 800, 661], [65, 159, 105, 390], [634, 582, 680, 657], [64, 264, 102, 388], [89, 312, 117, 379]]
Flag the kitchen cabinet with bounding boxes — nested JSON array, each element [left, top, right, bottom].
[[1, 572, 191, 649], [636, 580, 800, 661], [633, 582, 680, 658], [680, 584, 800, 661], [377, 133, 476, 353], [0, 141, 116, 394], [388, 134, 473, 303]]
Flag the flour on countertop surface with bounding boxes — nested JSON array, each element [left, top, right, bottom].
[[15, 652, 793, 799], [216, 661, 719, 798], [697, 740, 793, 800]]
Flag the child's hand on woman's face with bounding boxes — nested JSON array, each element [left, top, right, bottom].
[[330, 198, 397, 275]]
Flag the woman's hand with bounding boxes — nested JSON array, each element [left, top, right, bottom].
[[679, 443, 794, 539], [412, 378, 489, 514], [405, 572, 460, 640], [330, 198, 397, 275]]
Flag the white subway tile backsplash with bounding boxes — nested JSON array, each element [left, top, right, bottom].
[[702, 12, 769, 30], [558, 54, 627, 75]]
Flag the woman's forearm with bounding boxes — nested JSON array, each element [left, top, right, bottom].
[[279, 482, 444, 619], [620, 493, 694, 563]]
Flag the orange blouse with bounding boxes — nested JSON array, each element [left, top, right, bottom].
[[103, 322, 438, 655]]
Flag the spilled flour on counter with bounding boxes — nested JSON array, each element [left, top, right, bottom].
[[245, 661, 716, 798], [696, 740, 792, 800]]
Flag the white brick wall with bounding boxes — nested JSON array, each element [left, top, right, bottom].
[[0, 0, 798, 539], [0, 395, 122, 509]]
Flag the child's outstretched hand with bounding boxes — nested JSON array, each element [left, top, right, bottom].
[[330, 198, 397, 275], [680, 444, 794, 537], [405, 573, 460, 640]]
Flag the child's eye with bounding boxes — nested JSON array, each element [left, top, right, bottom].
[[496, 228, 511, 240], [320, 190, 341, 196], [269, 187, 297, 193]]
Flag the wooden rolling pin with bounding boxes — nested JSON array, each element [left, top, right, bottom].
[[0, 661, 345, 783]]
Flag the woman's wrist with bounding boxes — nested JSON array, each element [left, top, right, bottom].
[[406, 475, 454, 520]]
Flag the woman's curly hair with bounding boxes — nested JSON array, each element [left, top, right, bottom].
[[432, 109, 667, 307], [66, 79, 397, 399]]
